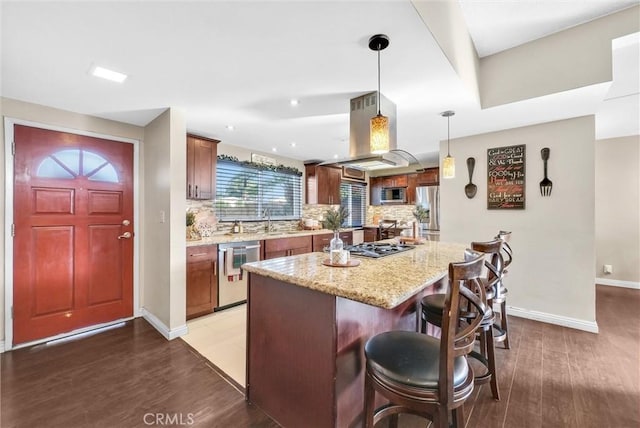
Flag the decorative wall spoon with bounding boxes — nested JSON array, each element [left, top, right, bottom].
[[465, 157, 477, 199]]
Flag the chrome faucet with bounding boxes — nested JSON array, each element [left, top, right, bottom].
[[262, 208, 272, 232]]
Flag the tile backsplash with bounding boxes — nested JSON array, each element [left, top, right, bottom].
[[367, 205, 417, 226], [186, 200, 421, 235]]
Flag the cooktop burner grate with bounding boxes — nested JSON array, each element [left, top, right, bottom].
[[345, 243, 415, 258]]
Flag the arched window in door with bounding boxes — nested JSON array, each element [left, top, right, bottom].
[[36, 149, 119, 183]]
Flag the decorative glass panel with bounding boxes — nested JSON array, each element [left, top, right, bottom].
[[36, 149, 120, 183], [82, 151, 107, 175], [87, 163, 118, 182], [52, 150, 80, 175], [36, 157, 75, 179]]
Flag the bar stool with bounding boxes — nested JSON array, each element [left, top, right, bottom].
[[420, 239, 504, 401], [364, 250, 486, 428], [494, 230, 512, 349], [378, 219, 398, 240]]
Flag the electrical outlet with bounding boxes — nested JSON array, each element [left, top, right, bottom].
[[160, 210, 166, 223], [603, 264, 613, 274]]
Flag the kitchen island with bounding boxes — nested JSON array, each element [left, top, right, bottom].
[[242, 241, 468, 428]]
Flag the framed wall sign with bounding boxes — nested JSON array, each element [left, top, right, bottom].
[[251, 153, 276, 165], [487, 144, 526, 209]]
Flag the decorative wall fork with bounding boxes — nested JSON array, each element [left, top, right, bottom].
[[539, 148, 552, 196]]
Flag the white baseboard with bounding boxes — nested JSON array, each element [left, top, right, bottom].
[[596, 278, 640, 289], [507, 306, 599, 333], [0, 340, 5, 353], [140, 308, 188, 340]]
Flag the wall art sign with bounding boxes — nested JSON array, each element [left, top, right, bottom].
[[487, 144, 525, 209]]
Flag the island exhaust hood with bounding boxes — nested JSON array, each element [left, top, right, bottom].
[[333, 92, 409, 171]]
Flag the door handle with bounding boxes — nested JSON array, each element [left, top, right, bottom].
[[117, 232, 132, 240]]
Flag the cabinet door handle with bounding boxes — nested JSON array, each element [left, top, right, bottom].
[[213, 260, 217, 276], [188, 184, 192, 198], [195, 185, 198, 198]]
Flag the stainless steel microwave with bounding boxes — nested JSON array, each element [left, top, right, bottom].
[[381, 187, 406, 203]]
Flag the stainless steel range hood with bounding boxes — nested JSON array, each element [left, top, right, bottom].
[[332, 92, 409, 170]]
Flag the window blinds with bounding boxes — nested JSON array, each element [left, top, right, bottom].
[[216, 160, 302, 221], [340, 182, 366, 227]]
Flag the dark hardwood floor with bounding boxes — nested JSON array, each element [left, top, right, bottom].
[[0, 318, 278, 428], [2, 285, 638, 428]]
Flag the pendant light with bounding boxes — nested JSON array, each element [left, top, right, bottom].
[[441, 110, 455, 179], [369, 34, 390, 154]]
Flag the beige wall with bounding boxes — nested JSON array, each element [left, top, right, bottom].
[[440, 116, 597, 329], [411, 0, 481, 104], [480, 6, 639, 108], [0, 97, 144, 346], [142, 108, 187, 332], [595, 135, 640, 285]]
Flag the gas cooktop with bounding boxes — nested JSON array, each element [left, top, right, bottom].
[[345, 243, 415, 258]]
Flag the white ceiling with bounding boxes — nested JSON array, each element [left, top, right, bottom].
[[1, 1, 638, 164]]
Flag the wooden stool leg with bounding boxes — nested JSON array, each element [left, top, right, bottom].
[[364, 372, 376, 428], [452, 406, 465, 428], [479, 328, 487, 357], [389, 414, 399, 428], [501, 300, 510, 349], [487, 326, 500, 401]]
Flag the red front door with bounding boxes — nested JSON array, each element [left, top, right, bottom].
[[13, 125, 134, 345]]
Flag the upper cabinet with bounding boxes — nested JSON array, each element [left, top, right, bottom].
[[416, 168, 439, 186], [187, 134, 219, 200], [369, 177, 382, 206], [381, 174, 408, 188], [406, 173, 417, 204], [305, 164, 341, 205], [369, 169, 438, 206]]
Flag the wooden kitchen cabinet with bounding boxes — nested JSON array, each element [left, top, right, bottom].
[[369, 176, 382, 206], [312, 231, 353, 252], [381, 174, 408, 188], [363, 227, 378, 242], [305, 164, 342, 205], [263, 236, 313, 260], [416, 168, 439, 186], [186, 245, 218, 319], [406, 173, 417, 204], [187, 134, 219, 200]]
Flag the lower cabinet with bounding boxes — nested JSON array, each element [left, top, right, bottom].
[[186, 245, 218, 319], [312, 231, 353, 252], [263, 236, 313, 260], [363, 228, 378, 242]]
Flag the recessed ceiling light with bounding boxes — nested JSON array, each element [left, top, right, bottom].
[[290, 142, 296, 147], [226, 125, 235, 131], [290, 99, 299, 106], [272, 148, 277, 152], [91, 65, 127, 83], [333, 154, 339, 159]]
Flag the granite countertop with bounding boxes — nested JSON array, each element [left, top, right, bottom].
[[186, 228, 358, 247], [241, 241, 469, 309]]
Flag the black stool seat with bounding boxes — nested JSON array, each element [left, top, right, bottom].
[[421, 294, 446, 327], [365, 331, 469, 389]]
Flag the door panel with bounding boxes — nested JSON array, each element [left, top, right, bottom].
[[13, 124, 134, 344], [87, 225, 124, 305], [32, 226, 75, 315]]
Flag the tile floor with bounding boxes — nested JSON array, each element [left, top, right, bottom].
[[181, 304, 247, 387]]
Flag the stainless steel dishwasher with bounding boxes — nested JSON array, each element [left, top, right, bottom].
[[217, 241, 261, 310]]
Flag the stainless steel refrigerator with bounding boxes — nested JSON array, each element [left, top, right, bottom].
[[415, 186, 440, 231]]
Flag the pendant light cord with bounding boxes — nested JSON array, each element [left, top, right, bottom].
[[377, 46, 381, 115], [447, 115, 451, 156]]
